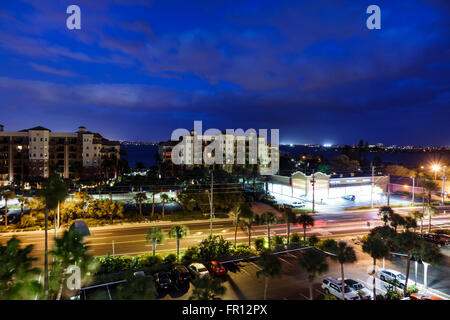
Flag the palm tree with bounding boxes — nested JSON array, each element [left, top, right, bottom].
[[133, 192, 147, 217], [150, 190, 156, 220], [297, 248, 328, 300], [335, 241, 357, 300], [260, 212, 277, 249], [1, 190, 16, 227], [378, 206, 394, 226], [169, 225, 189, 261], [232, 203, 249, 248], [146, 227, 165, 256], [297, 213, 314, 241], [423, 177, 438, 205], [18, 196, 27, 219], [408, 210, 424, 233], [424, 205, 439, 233], [256, 250, 282, 300], [239, 204, 256, 247], [362, 234, 390, 300], [283, 207, 297, 247], [394, 231, 421, 296], [40, 175, 68, 292], [50, 230, 97, 300], [189, 277, 226, 300], [160, 193, 169, 219], [0, 237, 43, 300]]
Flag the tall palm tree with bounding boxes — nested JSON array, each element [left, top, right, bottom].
[[239, 204, 256, 247], [378, 206, 394, 226], [335, 241, 357, 300], [146, 227, 165, 256], [169, 225, 189, 261], [283, 207, 297, 247], [50, 230, 96, 300], [256, 250, 282, 300], [362, 234, 390, 300], [150, 190, 156, 220], [394, 231, 421, 296], [297, 248, 328, 300], [297, 213, 314, 241], [232, 203, 248, 248], [1, 190, 16, 227], [40, 175, 68, 292], [133, 192, 147, 217], [18, 196, 27, 219], [408, 210, 424, 233], [424, 205, 439, 233], [423, 177, 438, 205], [160, 193, 169, 219], [260, 212, 277, 249], [189, 277, 226, 300]]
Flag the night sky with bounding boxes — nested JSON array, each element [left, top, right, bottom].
[[0, 0, 449, 145]]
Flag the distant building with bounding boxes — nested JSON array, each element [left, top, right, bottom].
[[158, 130, 279, 175], [0, 125, 120, 185]]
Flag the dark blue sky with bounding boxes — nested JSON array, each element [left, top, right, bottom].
[[0, 0, 449, 145]]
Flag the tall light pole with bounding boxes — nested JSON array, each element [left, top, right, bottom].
[[410, 176, 415, 205], [432, 164, 440, 180], [311, 169, 315, 213], [371, 164, 375, 208], [442, 165, 447, 206]]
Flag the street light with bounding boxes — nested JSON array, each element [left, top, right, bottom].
[[431, 164, 440, 180], [410, 176, 415, 205]]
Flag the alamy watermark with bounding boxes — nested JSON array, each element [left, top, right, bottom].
[[170, 121, 279, 175]]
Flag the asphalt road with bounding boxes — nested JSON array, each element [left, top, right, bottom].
[[2, 207, 450, 270]]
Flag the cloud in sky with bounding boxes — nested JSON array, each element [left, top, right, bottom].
[[0, 0, 449, 145]]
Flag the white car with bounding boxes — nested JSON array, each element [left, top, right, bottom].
[[339, 278, 373, 300], [188, 263, 209, 278], [379, 269, 407, 289], [292, 201, 305, 208], [322, 277, 360, 300]]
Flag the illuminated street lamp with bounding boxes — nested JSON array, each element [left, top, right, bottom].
[[431, 164, 440, 180], [410, 176, 415, 205]]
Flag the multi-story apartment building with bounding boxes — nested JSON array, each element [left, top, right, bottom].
[[0, 125, 120, 185], [158, 130, 279, 175]]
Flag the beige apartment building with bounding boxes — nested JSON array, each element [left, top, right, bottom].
[[0, 125, 120, 185]]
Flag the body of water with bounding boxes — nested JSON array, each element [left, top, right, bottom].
[[121, 144, 449, 169]]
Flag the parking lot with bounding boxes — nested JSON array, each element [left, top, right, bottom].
[[79, 242, 450, 300]]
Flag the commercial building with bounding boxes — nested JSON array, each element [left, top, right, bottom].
[[0, 125, 120, 185], [267, 171, 389, 202]]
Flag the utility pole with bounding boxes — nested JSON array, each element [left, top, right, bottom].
[[387, 174, 391, 206], [311, 169, 315, 213], [411, 176, 415, 205], [442, 166, 447, 205], [371, 164, 375, 208], [207, 171, 214, 237]]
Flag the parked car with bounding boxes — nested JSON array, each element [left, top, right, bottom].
[[170, 265, 192, 286], [292, 201, 305, 208], [409, 293, 443, 300], [321, 277, 360, 300], [206, 261, 227, 276], [379, 269, 407, 288], [188, 263, 210, 279], [340, 278, 373, 300], [342, 195, 356, 201], [420, 233, 449, 246], [154, 272, 172, 290]]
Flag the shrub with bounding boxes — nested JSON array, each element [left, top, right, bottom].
[[181, 246, 199, 264], [198, 235, 233, 261], [137, 254, 163, 268], [290, 232, 302, 244], [406, 285, 419, 295], [324, 294, 338, 300], [18, 215, 36, 228], [163, 253, 177, 264], [231, 245, 255, 259], [254, 237, 266, 252], [307, 235, 320, 247]]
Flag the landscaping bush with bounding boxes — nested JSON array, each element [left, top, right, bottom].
[[307, 235, 320, 247], [290, 232, 302, 245], [406, 285, 419, 295], [137, 253, 163, 268], [181, 246, 199, 264], [231, 245, 255, 260], [18, 215, 36, 228], [197, 235, 233, 261], [163, 253, 177, 264], [254, 237, 266, 252]]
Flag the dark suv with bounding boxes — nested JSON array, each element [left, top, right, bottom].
[[170, 265, 192, 286]]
